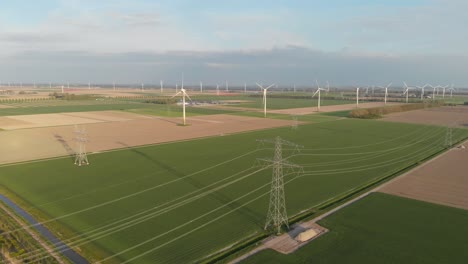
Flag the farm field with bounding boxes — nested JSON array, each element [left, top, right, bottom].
[[381, 105, 468, 127], [379, 142, 468, 210], [1, 119, 467, 263], [242, 192, 468, 264]]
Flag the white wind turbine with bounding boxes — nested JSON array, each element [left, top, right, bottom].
[[416, 84, 429, 100], [216, 84, 220, 96], [355, 87, 360, 108], [428, 84, 437, 100], [441, 85, 448, 98], [313, 80, 327, 112], [200, 81, 203, 93], [403, 82, 415, 103], [171, 81, 192, 126], [244, 83, 247, 93], [449, 84, 455, 98], [256, 83, 275, 117], [377, 82, 392, 105], [160, 80, 164, 93]]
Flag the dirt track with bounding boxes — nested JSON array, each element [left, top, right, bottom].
[[379, 143, 468, 210], [0, 113, 294, 164], [381, 106, 468, 127]]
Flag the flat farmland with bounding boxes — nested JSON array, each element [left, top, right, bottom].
[[0, 113, 295, 164], [1, 119, 467, 263], [242, 193, 468, 264], [381, 105, 468, 127], [379, 142, 468, 210]]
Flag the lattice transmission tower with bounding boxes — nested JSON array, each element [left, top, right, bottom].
[[74, 125, 89, 166], [257, 136, 302, 235], [291, 116, 298, 130]]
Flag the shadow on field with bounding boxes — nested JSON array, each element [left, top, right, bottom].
[[116, 141, 264, 227], [53, 133, 75, 160]]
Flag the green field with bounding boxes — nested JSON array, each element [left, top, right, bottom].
[[0, 119, 467, 263], [243, 192, 468, 264]]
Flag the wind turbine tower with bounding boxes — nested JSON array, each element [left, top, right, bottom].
[[200, 81, 203, 93], [313, 80, 327, 112], [356, 87, 360, 108], [160, 80, 164, 93], [257, 83, 275, 117], [416, 84, 428, 100], [171, 82, 192, 125], [403, 82, 414, 103], [378, 82, 392, 105], [225, 80, 229, 91]]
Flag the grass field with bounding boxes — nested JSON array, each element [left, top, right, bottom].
[[242, 192, 468, 264], [0, 119, 467, 263]]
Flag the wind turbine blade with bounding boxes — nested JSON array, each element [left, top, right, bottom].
[[171, 91, 182, 98], [265, 84, 275, 90], [256, 82, 264, 89], [184, 92, 193, 102], [312, 89, 319, 97], [316, 80, 320, 88], [386, 82, 392, 88]]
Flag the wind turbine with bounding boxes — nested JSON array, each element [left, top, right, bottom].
[[216, 84, 220, 96], [141, 83, 144, 91], [244, 83, 247, 93], [293, 84, 296, 93], [256, 83, 275, 117], [88, 82, 91, 90], [160, 80, 164, 93], [377, 82, 392, 105], [200, 81, 203, 93], [355, 87, 360, 108], [326, 81, 330, 95], [113, 81, 116, 91], [171, 82, 192, 125], [449, 84, 455, 98], [416, 84, 429, 100], [313, 80, 327, 112], [225, 80, 229, 91], [403, 82, 414, 103], [441, 85, 448, 98]]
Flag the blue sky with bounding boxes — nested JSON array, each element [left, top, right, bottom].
[[0, 0, 467, 86]]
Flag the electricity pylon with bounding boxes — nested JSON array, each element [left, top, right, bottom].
[[257, 137, 302, 235], [74, 125, 89, 166], [291, 116, 298, 130], [445, 125, 453, 148]]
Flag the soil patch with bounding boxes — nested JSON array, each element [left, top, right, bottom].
[[379, 143, 468, 210], [380, 106, 468, 127]]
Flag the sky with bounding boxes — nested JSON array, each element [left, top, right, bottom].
[[0, 0, 467, 86]]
